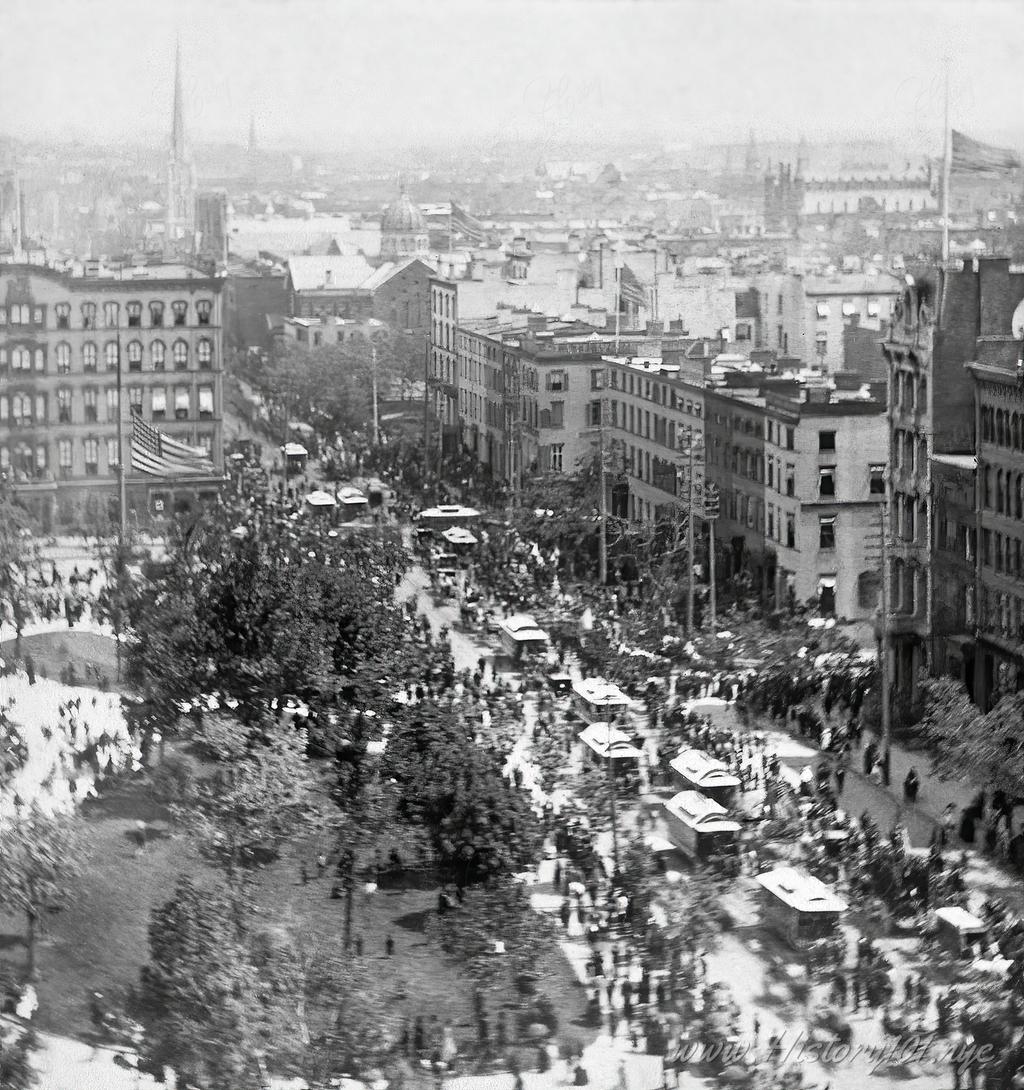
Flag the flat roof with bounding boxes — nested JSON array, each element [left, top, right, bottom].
[[664, 791, 741, 833], [670, 749, 741, 789], [756, 867, 848, 913], [573, 677, 630, 706]]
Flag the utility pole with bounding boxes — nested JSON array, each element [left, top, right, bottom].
[[115, 317, 127, 544], [371, 346, 380, 447], [705, 483, 720, 633], [598, 403, 609, 586], [879, 500, 892, 784], [677, 427, 703, 637], [607, 715, 620, 879]]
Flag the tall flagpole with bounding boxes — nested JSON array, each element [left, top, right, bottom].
[[941, 57, 951, 266], [116, 313, 127, 544]]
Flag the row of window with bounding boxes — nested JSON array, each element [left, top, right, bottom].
[[0, 385, 216, 426], [892, 428, 929, 477], [0, 299, 213, 331], [981, 528, 1024, 577], [891, 370, 928, 415], [891, 490, 929, 546], [978, 587, 1024, 644], [981, 406, 1024, 451], [765, 420, 798, 450], [1, 433, 214, 480], [980, 465, 1024, 518], [0, 338, 215, 375]]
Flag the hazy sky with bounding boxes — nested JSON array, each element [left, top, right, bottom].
[[2, 0, 1022, 153]]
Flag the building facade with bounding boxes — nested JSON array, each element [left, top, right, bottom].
[[429, 276, 459, 454], [0, 261, 224, 530]]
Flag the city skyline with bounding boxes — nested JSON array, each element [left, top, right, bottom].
[[3, 0, 1023, 155]]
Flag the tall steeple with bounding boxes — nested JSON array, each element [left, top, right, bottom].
[[171, 38, 185, 160], [164, 37, 196, 257]]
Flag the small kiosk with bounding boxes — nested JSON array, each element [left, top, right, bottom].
[[497, 614, 550, 660], [669, 749, 742, 807], [663, 791, 742, 861], [756, 866, 847, 946]]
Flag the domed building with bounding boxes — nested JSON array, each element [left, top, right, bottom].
[[380, 190, 430, 262]]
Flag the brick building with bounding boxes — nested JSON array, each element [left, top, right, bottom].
[[0, 259, 224, 530]]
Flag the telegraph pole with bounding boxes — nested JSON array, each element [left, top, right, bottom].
[[115, 317, 127, 544], [371, 346, 380, 447], [598, 405, 609, 586], [705, 484, 720, 632], [879, 501, 892, 784]]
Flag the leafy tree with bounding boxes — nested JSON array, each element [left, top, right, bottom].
[[172, 714, 320, 885], [94, 536, 144, 680], [138, 878, 305, 1089], [429, 879, 558, 993], [0, 483, 37, 653], [0, 807, 82, 980], [383, 704, 541, 886], [921, 675, 1024, 798]]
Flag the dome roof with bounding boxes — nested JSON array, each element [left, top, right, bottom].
[[381, 192, 427, 234]]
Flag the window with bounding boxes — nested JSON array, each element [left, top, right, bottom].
[[32, 348, 44, 373], [777, 293, 783, 315], [785, 427, 795, 450], [127, 340, 143, 371], [819, 466, 836, 497], [196, 300, 212, 326], [171, 301, 188, 327], [819, 515, 836, 550], [56, 303, 70, 329], [767, 455, 775, 489], [8, 304, 29, 324], [83, 342, 97, 372], [198, 385, 214, 418], [56, 342, 71, 374], [590, 369, 605, 391], [816, 302, 830, 319], [841, 301, 856, 318], [103, 302, 120, 328], [767, 505, 775, 539], [128, 386, 143, 416], [34, 394, 46, 425], [58, 439, 72, 478], [786, 512, 796, 549], [10, 393, 31, 425], [149, 301, 165, 328], [869, 464, 886, 494], [57, 388, 72, 424], [818, 430, 836, 451], [106, 437, 120, 470], [83, 438, 99, 476], [151, 340, 166, 370], [126, 302, 142, 328], [105, 341, 119, 371], [11, 347, 30, 372], [550, 443, 564, 472], [151, 387, 167, 420], [546, 370, 566, 392], [197, 338, 213, 368], [175, 386, 190, 420], [106, 387, 119, 422], [173, 340, 189, 370], [785, 463, 795, 497], [83, 387, 98, 423]]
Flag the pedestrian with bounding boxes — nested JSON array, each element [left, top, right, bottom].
[[904, 768, 920, 804], [300, 863, 309, 885], [316, 852, 328, 877], [355, 934, 364, 957], [385, 934, 395, 957], [834, 764, 846, 795]]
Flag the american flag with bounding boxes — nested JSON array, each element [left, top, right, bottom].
[[952, 130, 1021, 175], [130, 414, 215, 478]]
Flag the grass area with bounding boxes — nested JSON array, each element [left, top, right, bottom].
[[0, 757, 593, 1058], [1, 630, 124, 690]]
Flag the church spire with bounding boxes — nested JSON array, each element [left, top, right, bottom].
[[171, 37, 185, 159]]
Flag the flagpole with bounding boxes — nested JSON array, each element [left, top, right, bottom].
[[941, 57, 951, 266], [116, 316, 127, 544]]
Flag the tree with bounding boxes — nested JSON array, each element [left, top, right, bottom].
[[921, 675, 1024, 798], [0, 807, 82, 980], [0, 1027, 38, 1090], [138, 879, 305, 1089], [429, 879, 558, 993], [94, 536, 144, 681], [172, 714, 320, 886], [0, 483, 37, 654], [383, 704, 541, 886]]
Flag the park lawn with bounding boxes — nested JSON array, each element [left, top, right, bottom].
[[0, 630, 125, 691]]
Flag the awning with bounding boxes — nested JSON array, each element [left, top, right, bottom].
[[305, 490, 336, 507]]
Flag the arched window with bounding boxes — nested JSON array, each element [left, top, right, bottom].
[[984, 466, 992, 508], [103, 302, 120, 328], [197, 338, 213, 367], [11, 347, 30, 371], [1016, 473, 1023, 520], [34, 348, 45, 372], [196, 300, 212, 326], [151, 340, 166, 370], [127, 340, 143, 371], [83, 342, 97, 372], [1014, 413, 1021, 451], [171, 301, 188, 327], [997, 470, 1005, 513], [173, 340, 189, 370], [56, 342, 71, 374], [105, 341, 119, 371], [11, 393, 32, 425], [149, 301, 165, 328]]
